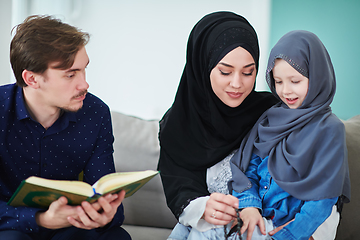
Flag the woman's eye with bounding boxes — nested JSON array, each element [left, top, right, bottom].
[[243, 69, 254, 76], [220, 70, 231, 76], [292, 80, 300, 84], [275, 80, 282, 84]]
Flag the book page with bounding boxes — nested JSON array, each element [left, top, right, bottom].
[[94, 170, 158, 194], [26, 176, 93, 197]]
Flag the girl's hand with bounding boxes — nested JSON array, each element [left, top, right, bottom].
[[240, 207, 266, 240], [203, 193, 238, 225]]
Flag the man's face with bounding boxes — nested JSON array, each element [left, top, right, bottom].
[[38, 46, 90, 112]]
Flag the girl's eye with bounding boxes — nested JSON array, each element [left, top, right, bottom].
[[274, 80, 282, 84], [292, 80, 300, 84], [220, 70, 231, 76]]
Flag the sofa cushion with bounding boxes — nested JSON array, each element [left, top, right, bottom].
[[111, 111, 177, 229], [336, 115, 360, 240]]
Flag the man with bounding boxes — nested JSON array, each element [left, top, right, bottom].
[[0, 15, 131, 239]]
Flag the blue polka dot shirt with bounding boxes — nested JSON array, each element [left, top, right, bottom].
[[0, 84, 124, 233]]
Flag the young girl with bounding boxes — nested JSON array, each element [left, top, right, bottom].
[[229, 30, 351, 240]]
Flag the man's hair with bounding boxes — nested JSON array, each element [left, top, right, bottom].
[[10, 15, 90, 87]]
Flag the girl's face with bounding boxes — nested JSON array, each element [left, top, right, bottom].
[[210, 46, 256, 108], [272, 59, 309, 109]]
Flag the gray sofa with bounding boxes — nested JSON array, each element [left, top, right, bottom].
[[111, 111, 360, 240]]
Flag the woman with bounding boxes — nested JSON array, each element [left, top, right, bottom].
[[157, 11, 278, 239]]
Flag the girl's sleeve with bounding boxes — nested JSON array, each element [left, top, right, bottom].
[[273, 197, 338, 240], [232, 154, 262, 210]]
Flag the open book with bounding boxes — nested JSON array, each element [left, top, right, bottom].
[[7, 170, 158, 209]]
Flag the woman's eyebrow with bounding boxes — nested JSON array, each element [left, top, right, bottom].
[[218, 62, 255, 68], [244, 63, 255, 68], [219, 62, 234, 68]]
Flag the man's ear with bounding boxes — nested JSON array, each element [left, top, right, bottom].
[[22, 69, 39, 89]]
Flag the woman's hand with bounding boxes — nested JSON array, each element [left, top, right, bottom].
[[203, 192, 238, 225], [240, 207, 266, 240]]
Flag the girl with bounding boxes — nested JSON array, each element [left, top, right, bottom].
[[229, 30, 351, 240]]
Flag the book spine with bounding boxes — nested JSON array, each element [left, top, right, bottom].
[[7, 180, 26, 206]]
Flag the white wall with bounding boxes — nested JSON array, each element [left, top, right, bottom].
[[0, 0, 12, 85], [2, 0, 271, 120]]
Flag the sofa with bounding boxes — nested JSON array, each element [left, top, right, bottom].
[[110, 111, 360, 240]]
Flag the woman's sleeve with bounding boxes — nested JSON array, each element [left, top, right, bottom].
[[158, 149, 210, 219], [179, 196, 216, 231]]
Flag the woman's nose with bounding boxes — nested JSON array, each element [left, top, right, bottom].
[[230, 74, 242, 88]]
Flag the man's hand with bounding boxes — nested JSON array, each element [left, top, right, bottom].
[[36, 196, 78, 229], [240, 207, 266, 240], [203, 193, 238, 225], [36, 190, 125, 230], [67, 190, 125, 229]]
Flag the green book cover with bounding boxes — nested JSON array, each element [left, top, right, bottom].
[[7, 170, 159, 209]]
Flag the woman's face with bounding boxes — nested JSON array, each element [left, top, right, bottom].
[[210, 46, 256, 108]]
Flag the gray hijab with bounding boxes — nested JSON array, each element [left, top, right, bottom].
[[229, 30, 350, 202]]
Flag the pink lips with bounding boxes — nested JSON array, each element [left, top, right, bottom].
[[227, 91, 243, 99], [286, 97, 298, 105]]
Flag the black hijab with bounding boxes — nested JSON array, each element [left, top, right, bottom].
[[158, 11, 278, 218], [159, 11, 277, 171], [230, 30, 350, 202]]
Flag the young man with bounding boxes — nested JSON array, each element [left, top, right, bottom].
[[0, 15, 131, 239]]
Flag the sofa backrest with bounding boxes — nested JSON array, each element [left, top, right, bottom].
[[111, 111, 177, 228], [336, 115, 360, 239]]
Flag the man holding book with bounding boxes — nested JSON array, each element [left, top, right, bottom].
[[0, 15, 131, 239]]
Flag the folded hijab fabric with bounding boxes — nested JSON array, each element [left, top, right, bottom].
[[157, 11, 278, 218], [230, 30, 351, 203]]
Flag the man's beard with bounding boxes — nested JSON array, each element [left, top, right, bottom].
[[60, 105, 83, 113], [60, 90, 87, 112]]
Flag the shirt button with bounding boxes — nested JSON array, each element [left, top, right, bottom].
[[264, 186, 268, 189]]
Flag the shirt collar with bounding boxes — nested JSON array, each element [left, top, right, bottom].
[[15, 86, 30, 120], [14, 86, 77, 123]]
